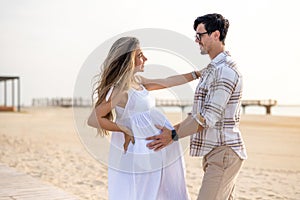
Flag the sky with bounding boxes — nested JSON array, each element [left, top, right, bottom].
[[1, 0, 300, 106]]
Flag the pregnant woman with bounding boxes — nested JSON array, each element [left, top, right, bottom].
[[88, 36, 200, 200]]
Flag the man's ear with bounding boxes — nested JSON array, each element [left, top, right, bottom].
[[213, 30, 220, 41]]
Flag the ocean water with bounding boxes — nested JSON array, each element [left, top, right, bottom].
[[158, 105, 300, 117]]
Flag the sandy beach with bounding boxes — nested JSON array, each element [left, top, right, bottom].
[[0, 107, 300, 200]]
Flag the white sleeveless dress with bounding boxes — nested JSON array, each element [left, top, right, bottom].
[[108, 86, 189, 200]]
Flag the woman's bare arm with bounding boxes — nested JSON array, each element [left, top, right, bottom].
[[87, 88, 125, 131], [139, 71, 201, 91], [87, 101, 123, 131], [87, 88, 134, 152]]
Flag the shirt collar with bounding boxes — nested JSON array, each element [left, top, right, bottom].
[[210, 51, 230, 68]]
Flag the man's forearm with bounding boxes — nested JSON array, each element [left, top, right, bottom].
[[174, 115, 204, 139]]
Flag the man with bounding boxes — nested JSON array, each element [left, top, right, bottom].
[[146, 13, 247, 199]]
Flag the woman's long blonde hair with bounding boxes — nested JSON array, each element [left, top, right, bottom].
[[93, 37, 140, 136]]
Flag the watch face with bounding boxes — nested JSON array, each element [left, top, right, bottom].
[[171, 130, 178, 141], [173, 135, 179, 141]]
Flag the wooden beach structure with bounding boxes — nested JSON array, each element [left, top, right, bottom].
[[32, 97, 91, 107], [31, 97, 277, 115], [0, 76, 20, 112], [241, 99, 277, 115], [155, 98, 277, 115], [155, 99, 193, 112], [0, 163, 78, 200]]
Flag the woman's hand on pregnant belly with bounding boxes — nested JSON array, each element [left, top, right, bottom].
[[117, 124, 135, 153]]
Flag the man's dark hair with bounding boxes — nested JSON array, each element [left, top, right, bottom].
[[194, 13, 229, 44]]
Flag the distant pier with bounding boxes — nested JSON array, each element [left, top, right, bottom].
[[155, 99, 277, 115], [241, 99, 277, 115], [30, 98, 278, 115], [32, 97, 91, 107], [155, 99, 193, 112]]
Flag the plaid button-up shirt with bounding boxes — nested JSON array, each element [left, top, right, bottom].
[[190, 51, 247, 159]]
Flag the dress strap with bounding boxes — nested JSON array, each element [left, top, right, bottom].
[[105, 86, 114, 102]]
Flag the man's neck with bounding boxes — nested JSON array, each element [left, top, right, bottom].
[[209, 45, 225, 60]]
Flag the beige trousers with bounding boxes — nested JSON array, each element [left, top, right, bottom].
[[197, 146, 244, 200]]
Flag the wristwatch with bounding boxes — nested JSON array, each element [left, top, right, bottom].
[[171, 129, 178, 141]]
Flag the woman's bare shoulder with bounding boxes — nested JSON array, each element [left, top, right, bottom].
[[111, 86, 128, 107]]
